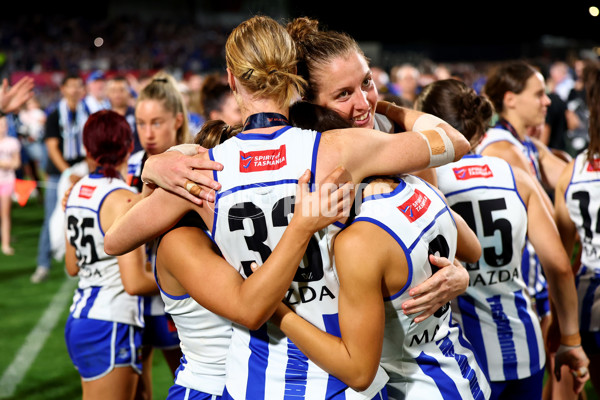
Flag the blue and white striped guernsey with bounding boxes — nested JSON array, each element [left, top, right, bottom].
[[209, 125, 388, 400], [436, 154, 545, 382], [355, 174, 490, 400], [564, 150, 600, 332], [65, 172, 144, 327]]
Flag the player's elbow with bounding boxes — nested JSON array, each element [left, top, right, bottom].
[[240, 317, 267, 331], [234, 312, 270, 331], [345, 371, 378, 392], [459, 241, 481, 264], [104, 234, 123, 256], [122, 281, 144, 296], [453, 134, 470, 161], [122, 284, 138, 296]]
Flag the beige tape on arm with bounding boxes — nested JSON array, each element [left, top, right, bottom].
[[166, 143, 200, 156], [418, 127, 455, 168]]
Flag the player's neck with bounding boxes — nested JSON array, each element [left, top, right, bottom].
[[500, 115, 526, 141]]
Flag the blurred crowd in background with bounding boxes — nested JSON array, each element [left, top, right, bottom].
[[1, 10, 598, 185]]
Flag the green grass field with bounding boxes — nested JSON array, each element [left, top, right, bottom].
[[0, 194, 598, 399], [0, 197, 173, 399]]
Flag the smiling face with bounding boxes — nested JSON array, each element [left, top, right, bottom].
[[312, 51, 378, 129]]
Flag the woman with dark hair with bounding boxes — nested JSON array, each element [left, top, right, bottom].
[[198, 73, 242, 127], [477, 61, 575, 398]]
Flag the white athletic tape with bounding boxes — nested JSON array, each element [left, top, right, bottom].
[[412, 113, 446, 132], [417, 127, 455, 168]]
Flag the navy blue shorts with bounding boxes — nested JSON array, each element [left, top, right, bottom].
[[488, 368, 544, 400], [65, 315, 143, 380]]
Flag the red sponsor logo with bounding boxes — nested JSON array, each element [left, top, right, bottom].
[[452, 164, 493, 180], [78, 185, 96, 199], [239, 145, 287, 172], [397, 189, 431, 223], [587, 159, 600, 172]]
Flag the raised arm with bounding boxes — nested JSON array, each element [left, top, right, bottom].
[[141, 112, 468, 201], [0, 76, 34, 114], [104, 185, 193, 256], [319, 117, 470, 185], [375, 100, 427, 132]]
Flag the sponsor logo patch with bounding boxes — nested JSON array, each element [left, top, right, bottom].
[[452, 164, 493, 180], [240, 145, 287, 172], [78, 185, 96, 199], [397, 189, 431, 223], [587, 159, 600, 172]]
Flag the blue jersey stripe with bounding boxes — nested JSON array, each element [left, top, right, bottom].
[[521, 239, 532, 287], [486, 294, 518, 380], [323, 313, 349, 399], [72, 288, 85, 312], [284, 341, 309, 399], [514, 289, 541, 375], [80, 286, 101, 318], [309, 132, 321, 193], [443, 185, 518, 199], [416, 351, 460, 399], [247, 326, 269, 399], [456, 295, 489, 378]]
